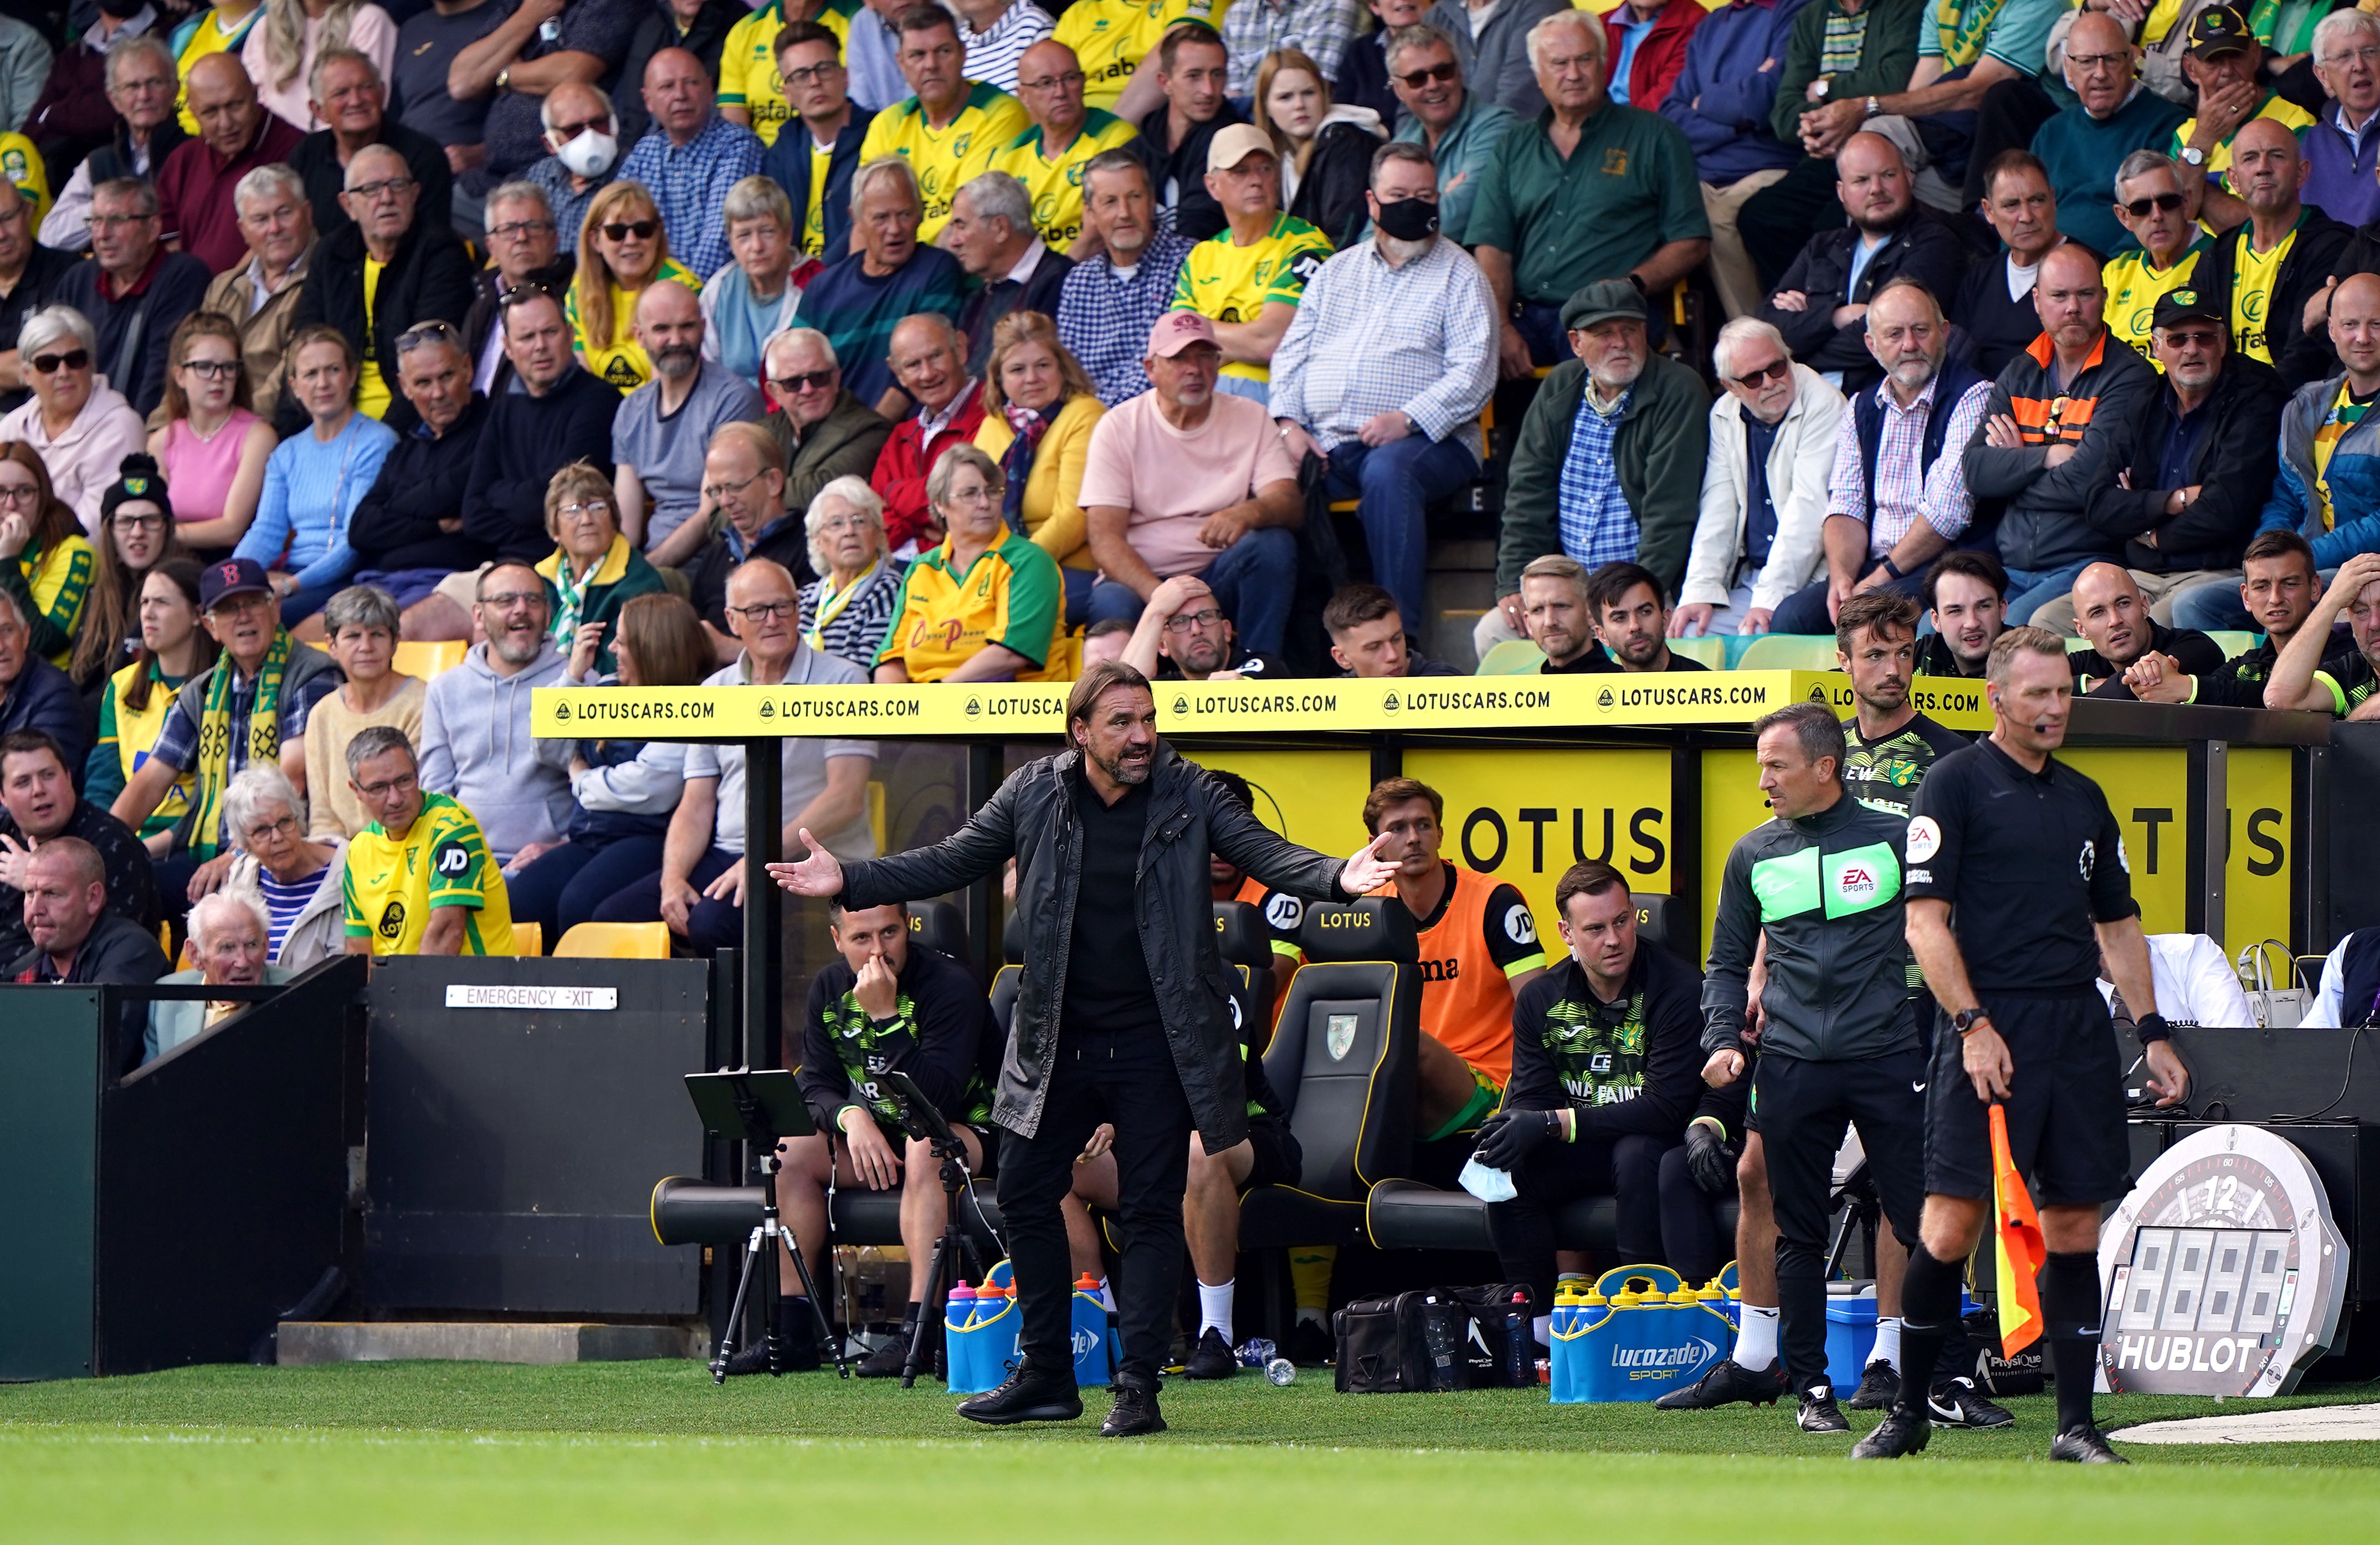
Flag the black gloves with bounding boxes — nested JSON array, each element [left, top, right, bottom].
[[1685, 1121, 1737, 1195], [1473, 1108, 1561, 1170]]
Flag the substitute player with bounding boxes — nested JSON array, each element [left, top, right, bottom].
[[1363, 776, 1545, 1140], [1838, 594, 1970, 820], [1855, 627, 2188, 1463], [1699, 703, 1928, 1435], [340, 726, 514, 956]]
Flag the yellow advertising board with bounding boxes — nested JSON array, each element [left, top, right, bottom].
[[1195, 747, 1374, 862], [2225, 747, 2294, 957]]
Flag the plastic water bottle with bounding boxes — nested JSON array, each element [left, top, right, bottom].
[[1236, 1337, 1278, 1369], [1497, 1290, 1529, 1387], [1265, 1357, 1296, 1385]]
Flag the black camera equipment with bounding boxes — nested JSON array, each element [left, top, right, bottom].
[[683, 1069, 850, 1380], [869, 1065, 998, 1389]]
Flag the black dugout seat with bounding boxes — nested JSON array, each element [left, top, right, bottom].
[[1238, 898, 1420, 1250], [906, 899, 969, 959]]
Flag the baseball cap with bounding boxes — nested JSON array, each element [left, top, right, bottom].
[[1146, 309, 1219, 358], [2151, 287, 2224, 330], [2186, 6, 2252, 58], [1560, 278, 1647, 332], [199, 556, 274, 610], [1206, 122, 1278, 172]]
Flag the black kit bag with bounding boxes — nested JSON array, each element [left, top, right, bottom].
[[1961, 1305, 2047, 1395], [1335, 1284, 1536, 1392]]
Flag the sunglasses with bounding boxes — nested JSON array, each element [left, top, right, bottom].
[[29, 349, 89, 374], [601, 219, 658, 241], [1731, 359, 1791, 388], [2121, 191, 2184, 217], [770, 369, 835, 393], [1395, 61, 1459, 88]]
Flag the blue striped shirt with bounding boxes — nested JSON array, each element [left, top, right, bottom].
[[257, 865, 327, 961], [234, 413, 398, 592]]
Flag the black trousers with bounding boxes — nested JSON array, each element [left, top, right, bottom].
[[1486, 1131, 1667, 1316], [1656, 1143, 1731, 1287], [1962, 76, 2060, 210], [1755, 1050, 1926, 1391], [997, 1026, 1195, 1385]]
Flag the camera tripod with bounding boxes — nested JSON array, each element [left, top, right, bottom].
[[686, 1070, 850, 1382], [872, 1067, 996, 1390]]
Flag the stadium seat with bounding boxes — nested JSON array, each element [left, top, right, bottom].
[[1629, 892, 1696, 966], [868, 781, 886, 855], [1239, 899, 1420, 1252], [1735, 635, 1840, 671], [906, 899, 968, 958], [1668, 635, 1725, 670], [511, 922, 541, 957], [1477, 639, 1546, 675], [554, 922, 669, 959], [393, 640, 468, 679], [2208, 630, 2256, 660]]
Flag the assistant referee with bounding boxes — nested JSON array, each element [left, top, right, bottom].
[[1854, 628, 2187, 1464]]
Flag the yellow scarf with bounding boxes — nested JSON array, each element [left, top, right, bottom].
[[189, 630, 290, 860]]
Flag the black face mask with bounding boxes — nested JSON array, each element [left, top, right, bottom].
[[1374, 196, 1440, 242]]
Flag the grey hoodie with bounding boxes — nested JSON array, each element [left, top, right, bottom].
[[417, 642, 573, 863]]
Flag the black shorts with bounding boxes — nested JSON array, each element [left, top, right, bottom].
[[1923, 989, 2128, 1206], [1244, 1115, 1301, 1190]]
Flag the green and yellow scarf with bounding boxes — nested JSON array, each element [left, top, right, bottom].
[[189, 630, 290, 860], [1934, 0, 2012, 69]]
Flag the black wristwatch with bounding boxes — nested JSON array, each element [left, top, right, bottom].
[[1951, 1006, 1992, 1037]]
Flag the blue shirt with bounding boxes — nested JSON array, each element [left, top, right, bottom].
[[1054, 229, 1195, 406], [1609, 12, 1658, 104], [616, 114, 766, 281], [2154, 386, 2213, 497], [234, 413, 398, 591], [792, 245, 967, 406], [1742, 411, 1781, 567], [1557, 385, 1638, 566]]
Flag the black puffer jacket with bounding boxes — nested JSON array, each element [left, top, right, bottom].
[[285, 218, 478, 437], [838, 744, 1352, 1147]]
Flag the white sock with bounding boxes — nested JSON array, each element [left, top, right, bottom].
[[1197, 1278, 1235, 1338], [1533, 1314, 1552, 1347], [1733, 1303, 1779, 1371], [1095, 1277, 1115, 1313], [1295, 1305, 1327, 1328], [1871, 1316, 1903, 1372]]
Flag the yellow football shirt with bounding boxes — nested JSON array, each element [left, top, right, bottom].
[[1170, 213, 1332, 383], [858, 82, 1030, 239], [2228, 225, 2294, 364], [175, 6, 258, 137], [2101, 243, 2204, 367], [1052, 0, 1231, 112], [356, 257, 392, 418], [876, 530, 1066, 682], [984, 109, 1140, 248], [717, 0, 859, 147], [567, 260, 703, 392], [342, 791, 516, 956], [2172, 91, 2316, 177], [804, 140, 831, 254]]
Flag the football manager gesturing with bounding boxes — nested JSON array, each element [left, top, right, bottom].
[[770, 660, 1396, 1436], [1854, 627, 2187, 1464]]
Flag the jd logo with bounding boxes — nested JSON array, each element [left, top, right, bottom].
[[1229, 994, 1243, 1031], [1264, 892, 1304, 932], [376, 899, 406, 939], [1504, 904, 1536, 945], [433, 840, 473, 878], [1326, 1012, 1358, 1061]]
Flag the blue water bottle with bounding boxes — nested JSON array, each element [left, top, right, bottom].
[[943, 1283, 979, 1391], [1070, 1273, 1114, 1386]]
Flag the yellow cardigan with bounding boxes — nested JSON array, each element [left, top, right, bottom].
[[971, 392, 1101, 572]]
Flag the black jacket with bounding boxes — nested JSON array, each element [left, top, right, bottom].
[[1505, 949, 1704, 1144], [838, 745, 1353, 1147], [290, 122, 456, 245], [9, 909, 172, 1075], [83, 119, 189, 209], [684, 515, 814, 630], [461, 259, 578, 388], [0, 242, 79, 415], [0, 655, 90, 783], [761, 104, 878, 262], [0, 795, 156, 968], [1332, 32, 1400, 127], [1133, 98, 1249, 245], [349, 394, 496, 573], [960, 248, 1075, 375], [2193, 208, 2352, 391], [2082, 354, 2287, 573], [51, 250, 213, 419], [288, 217, 479, 438], [1286, 121, 1380, 250], [2073, 619, 2227, 699], [797, 941, 1002, 1135], [1760, 211, 1972, 393], [461, 366, 623, 562], [2280, 212, 2380, 386]]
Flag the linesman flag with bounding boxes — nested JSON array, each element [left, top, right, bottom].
[[1989, 1102, 2045, 1355]]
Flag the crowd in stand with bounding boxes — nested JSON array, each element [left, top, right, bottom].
[[3, 0, 2380, 1073]]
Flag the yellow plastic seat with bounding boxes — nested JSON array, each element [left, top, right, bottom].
[[1668, 635, 1725, 670], [1733, 635, 1840, 672], [868, 781, 886, 855], [393, 640, 469, 679], [1476, 638, 1546, 675], [553, 921, 669, 959], [511, 921, 542, 958]]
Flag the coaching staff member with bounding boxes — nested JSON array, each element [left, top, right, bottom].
[[768, 660, 1395, 1436], [1702, 702, 1926, 1435], [1855, 627, 2188, 1464]]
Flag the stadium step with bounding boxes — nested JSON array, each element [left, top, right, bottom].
[[1425, 538, 1499, 673], [276, 1321, 702, 1367]]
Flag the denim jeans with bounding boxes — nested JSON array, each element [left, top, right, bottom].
[[2002, 559, 2095, 626], [1766, 559, 1927, 636], [1086, 525, 1300, 657], [1321, 436, 1480, 637]]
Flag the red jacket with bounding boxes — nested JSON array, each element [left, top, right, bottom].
[[869, 379, 986, 551], [1606, 0, 1703, 114]]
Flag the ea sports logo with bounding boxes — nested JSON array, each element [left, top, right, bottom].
[[1836, 864, 1877, 902], [1906, 816, 1941, 863]]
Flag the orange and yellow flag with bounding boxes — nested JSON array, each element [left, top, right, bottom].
[[1990, 1102, 2046, 1355]]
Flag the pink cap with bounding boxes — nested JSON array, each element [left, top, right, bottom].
[[1146, 309, 1219, 358]]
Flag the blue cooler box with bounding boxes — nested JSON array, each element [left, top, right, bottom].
[[1825, 1285, 1979, 1390]]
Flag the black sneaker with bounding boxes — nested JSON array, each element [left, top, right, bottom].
[[718, 1339, 783, 1377], [1927, 1377, 2016, 1429], [1850, 1406, 1933, 1460], [1285, 1319, 1335, 1368], [1654, 1358, 1789, 1410], [2049, 1423, 2127, 1464], [1102, 1375, 1166, 1437], [854, 1333, 914, 1379], [1182, 1328, 1238, 1380], [1796, 1382, 1850, 1434], [957, 1359, 1085, 1426], [1848, 1359, 1900, 1411]]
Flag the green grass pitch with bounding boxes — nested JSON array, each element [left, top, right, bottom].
[[3, 1362, 2377, 1542]]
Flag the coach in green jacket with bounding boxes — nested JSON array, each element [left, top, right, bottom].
[[1490, 281, 1709, 650]]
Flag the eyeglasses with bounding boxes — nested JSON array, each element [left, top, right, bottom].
[[601, 219, 658, 241], [111, 511, 166, 530], [346, 176, 415, 202], [89, 213, 153, 231], [818, 513, 873, 533], [702, 472, 763, 502], [2320, 43, 2380, 66], [487, 217, 556, 241], [1730, 359, 1791, 388], [943, 484, 997, 507], [726, 599, 798, 621], [478, 590, 545, 610], [1018, 69, 1086, 91], [242, 815, 300, 846], [29, 349, 89, 374], [2064, 50, 2129, 71], [2121, 191, 2184, 217], [1164, 607, 1225, 633], [779, 60, 842, 86], [354, 771, 418, 801], [1394, 60, 1459, 88], [179, 357, 240, 379], [395, 320, 463, 354], [0, 484, 38, 507], [770, 369, 835, 394], [557, 499, 613, 520]]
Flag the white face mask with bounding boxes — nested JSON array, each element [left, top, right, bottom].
[[554, 127, 618, 179]]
